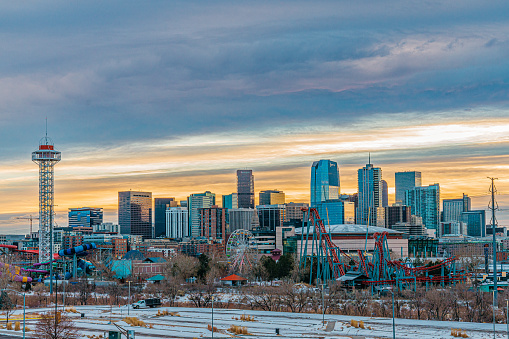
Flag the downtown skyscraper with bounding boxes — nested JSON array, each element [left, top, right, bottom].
[[310, 160, 350, 225], [395, 171, 422, 204], [310, 160, 340, 206], [188, 191, 216, 237], [154, 197, 177, 238], [237, 170, 254, 208], [118, 191, 153, 239], [356, 161, 383, 226], [405, 184, 440, 230]]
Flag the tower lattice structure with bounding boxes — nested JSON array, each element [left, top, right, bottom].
[[32, 136, 61, 262]]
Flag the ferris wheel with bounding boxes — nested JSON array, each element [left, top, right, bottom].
[[226, 229, 258, 273]]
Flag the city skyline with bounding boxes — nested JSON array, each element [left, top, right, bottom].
[[0, 2, 508, 232]]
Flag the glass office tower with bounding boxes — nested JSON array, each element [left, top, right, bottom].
[[461, 210, 486, 237], [395, 171, 422, 204], [68, 207, 103, 228], [259, 190, 286, 206], [310, 160, 340, 206], [405, 184, 440, 230], [118, 191, 153, 239], [443, 194, 471, 222], [237, 170, 254, 208], [154, 197, 176, 238], [357, 162, 383, 226]]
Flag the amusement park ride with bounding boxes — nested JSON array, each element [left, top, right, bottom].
[[0, 243, 98, 284], [226, 229, 258, 273], [299, 208, 467, 291]]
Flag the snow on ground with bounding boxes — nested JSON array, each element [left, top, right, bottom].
[[0, 305, 502, 338]]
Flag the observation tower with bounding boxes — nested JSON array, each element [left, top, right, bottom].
[[32, 133, 61, 262]]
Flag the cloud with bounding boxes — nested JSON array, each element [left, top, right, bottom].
[[0, 1, 509, 231]]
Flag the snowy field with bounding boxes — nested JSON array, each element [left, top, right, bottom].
[[0, 305, 503, 338]]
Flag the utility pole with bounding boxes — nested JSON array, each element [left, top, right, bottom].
[[488, 177, 498, 306]]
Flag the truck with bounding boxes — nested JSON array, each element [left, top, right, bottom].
[[131, 298, 161, 309]]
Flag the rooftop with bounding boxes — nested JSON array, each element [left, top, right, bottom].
[[295, 224, 403, 235], [220, 274, 247, 281]]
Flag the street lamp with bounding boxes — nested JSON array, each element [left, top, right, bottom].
[[390, 289, 395, 339], [493, 290, 497, 339], [320, 283, 326, 326], [211, 296, 214, 339], [127, 281, 131, 316], [3, 289, 26, 339]]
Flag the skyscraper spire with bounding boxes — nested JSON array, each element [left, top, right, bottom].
[[368, 152, 371, 165]]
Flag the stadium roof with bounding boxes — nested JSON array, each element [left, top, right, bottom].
[[294, 224, 403, 235]]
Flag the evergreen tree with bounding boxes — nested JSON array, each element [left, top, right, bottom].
[[0, 291, 14, 323], [197, 253, 210, 282]]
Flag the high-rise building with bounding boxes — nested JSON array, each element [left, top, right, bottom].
[[381, 180, 389, 207], [154, 198, 177, 238], [356, 161, 382, 226], [118, 191, 153, 239], [385, 205, 411, 229], [439, 221, 466, 237], [395, 171, 422, 204], [393, 215, 427, 236], [310, 160, 339, 207], [68, 207, 103, 228], [285, 202, 308, 221], [222, 193, 238, 209], [188, 191, 216, 238], [257, 204, 286, 231], [315, 200, 355, 225], [200, 206, 227, 242], [227, 208, 257, 232], [259, 190, 285, 206], [405, 184, 440, 230], [237, 170, 254, 208], [93, 222, 120, 233], [166, 207, 188, 239], [461, 210, 486, 237], [442, 194, 471, 222]]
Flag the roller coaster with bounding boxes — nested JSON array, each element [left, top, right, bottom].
[[299, 208, 467, 291]]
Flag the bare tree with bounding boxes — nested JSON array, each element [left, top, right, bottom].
[[105, 283, 124, 306], [244, 286, 282, 312], [35, 311, 80, 339], [164, 254, 199, 281], [160, 277, 182, 307], [404, 287, 426, 320], [350, 290, 371, 316], [424, 289, 453, 321], [187, 283, 215, 308], [279, 282, 314, 313]]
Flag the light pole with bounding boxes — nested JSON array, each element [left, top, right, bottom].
[[211, 296, 214, 339], [63, 258, 66, 309], [506, 299, 508, 339], [391, 289, 395, 339], [494, 291, 496, 339], [3, 289, 26, 339], [320, 283, 325, 325], [127, 281, 131, 316]]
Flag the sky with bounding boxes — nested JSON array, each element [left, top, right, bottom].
[[0, 1, 508, 233]]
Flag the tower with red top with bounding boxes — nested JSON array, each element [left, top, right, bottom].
[[32, 131, 61, 262]]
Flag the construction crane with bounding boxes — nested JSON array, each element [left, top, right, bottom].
[[15, 215, 39, 238]]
